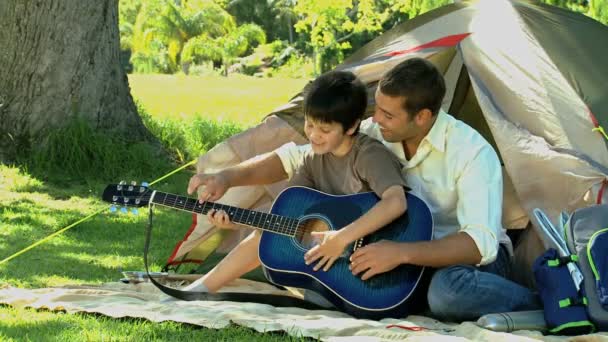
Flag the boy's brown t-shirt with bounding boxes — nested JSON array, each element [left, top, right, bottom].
[[288, 133, 406, 197]]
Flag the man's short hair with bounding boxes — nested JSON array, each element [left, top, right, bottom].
[[379, 58, 446, 116], [303, 70, 367, 134]]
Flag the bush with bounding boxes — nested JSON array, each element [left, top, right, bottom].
[[187, 62, 223, 77], [18, 103, 244, 185], [138, 101, 243, 164], [271, 54, 315, 78], [23, 117, 172, 184]]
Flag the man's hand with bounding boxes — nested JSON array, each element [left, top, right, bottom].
[[304, 231, 348, 272], [187, 172, 230, 202], [349, 240, 406, 280]]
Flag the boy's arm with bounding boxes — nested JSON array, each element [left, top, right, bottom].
[[188, 151, 288, 202], [336, 185, 406, 244], [188, 143, 310, 202], [304, 185, 406, 271]]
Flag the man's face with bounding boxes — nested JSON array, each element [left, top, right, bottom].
[[304, 117, 352, 155], [372, 88, 419, 143]]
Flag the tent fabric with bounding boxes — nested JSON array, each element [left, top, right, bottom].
[[167, 0, 608, 297]]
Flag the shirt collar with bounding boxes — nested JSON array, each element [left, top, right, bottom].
[[422, 110, 449, 153]]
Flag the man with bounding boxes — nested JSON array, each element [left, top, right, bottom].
[[188, 58, 540, 321]]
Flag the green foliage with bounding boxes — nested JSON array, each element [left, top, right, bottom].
[[118, 0, 143, 50], [138, 102, 243, 164], [272, 54, 315, 78], [183, 22, 266, 76], [126, 0, 235, 73], [13, 108, 242, 185], [540, 0, 608, 24], [122, 0, 268, 74], [292, 0, 452, 74], [226, 0, 298, 44], [589, 0, 608, 25], [20, 118, 171, 185]]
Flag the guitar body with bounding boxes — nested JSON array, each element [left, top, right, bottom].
[[259, 186, 433, 319]]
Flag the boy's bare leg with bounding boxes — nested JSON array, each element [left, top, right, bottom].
[[183, 230, 261, 292]]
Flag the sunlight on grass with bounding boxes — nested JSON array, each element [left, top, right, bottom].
[[129, 74, 308, 126], [0, 165, 43, 192], [56, 252, 142, 270]]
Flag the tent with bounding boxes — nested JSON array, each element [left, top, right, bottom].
[[165, 0, 608, 288]]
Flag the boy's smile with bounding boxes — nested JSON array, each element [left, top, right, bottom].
[[304, 118, 357, 157]]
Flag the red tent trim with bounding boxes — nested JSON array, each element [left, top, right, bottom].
[[384, 33, 471, 57]]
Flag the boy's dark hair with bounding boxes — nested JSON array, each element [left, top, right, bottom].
[[303, 70, 367, 134], [379, 58, 446, 117]]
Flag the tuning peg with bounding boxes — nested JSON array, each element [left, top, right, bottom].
[[141, 182, 149, 187], [120, 207, 128, 214], [131, 208, 139, 215], [110, 205, 117, 213], [131, 181, 137, 186], [119, 180, 127, 185]]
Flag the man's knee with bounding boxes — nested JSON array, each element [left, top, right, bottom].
[[427, 266, 476, 319]]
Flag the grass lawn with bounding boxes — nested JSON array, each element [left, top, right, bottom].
[[128, 74, 308, 127], [0, 75, 312, 341]]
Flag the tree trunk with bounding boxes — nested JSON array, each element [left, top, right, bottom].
[[0, 0, 154, 161], [287, 16, 293, 44]]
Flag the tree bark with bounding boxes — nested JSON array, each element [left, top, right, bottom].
[[0, 0, 154, 161]]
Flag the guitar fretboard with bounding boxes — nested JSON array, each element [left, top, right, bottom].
[[150, 191, 299, 237]]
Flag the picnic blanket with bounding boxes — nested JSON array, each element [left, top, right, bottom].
[[2, 280, 607, 341]]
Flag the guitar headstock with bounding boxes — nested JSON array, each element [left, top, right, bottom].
[[102, 181, 151, 209]]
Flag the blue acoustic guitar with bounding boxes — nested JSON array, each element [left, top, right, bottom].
[[103, 183, 433, 319]]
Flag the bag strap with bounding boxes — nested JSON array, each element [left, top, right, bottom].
[[144, 205, 323, 310], [547, 255, 579, 267]]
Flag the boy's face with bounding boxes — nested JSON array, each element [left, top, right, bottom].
[[304, 117, 355, 156]]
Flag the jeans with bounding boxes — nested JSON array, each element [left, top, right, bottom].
[[427, 245, 542, 322]]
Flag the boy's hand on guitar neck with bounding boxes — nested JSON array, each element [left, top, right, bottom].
[[188, 172, 230, 202], [304, 231, 349, 272], [206, 209, 237, 229]]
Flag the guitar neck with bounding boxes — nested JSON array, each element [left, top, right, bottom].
[[149, 191, 298, 237]]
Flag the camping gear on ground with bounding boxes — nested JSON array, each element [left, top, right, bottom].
[[533, 248, 595, 334], [103, 183, 433, 319], [564, 204, 608, 331], [476, 310, 547, 332], [533, 208, 595, 334], [534, 209, 584, 292]]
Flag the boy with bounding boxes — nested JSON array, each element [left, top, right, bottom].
[[184, 71, 408, 306]]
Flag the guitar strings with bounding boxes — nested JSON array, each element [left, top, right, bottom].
[[125, 192, 303, 236]]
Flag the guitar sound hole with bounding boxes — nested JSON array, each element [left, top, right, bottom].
[[295, 217, 330, 250]]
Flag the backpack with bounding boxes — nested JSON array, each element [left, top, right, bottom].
[[564, 204, 608, 331]]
